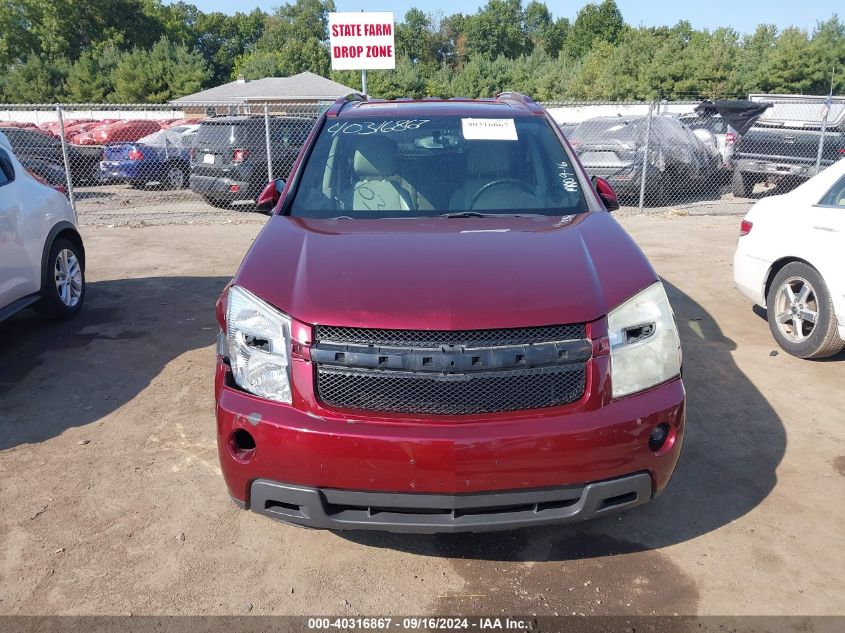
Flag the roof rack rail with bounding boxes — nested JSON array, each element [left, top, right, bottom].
[[327, 92, 367, 117], [495, 92, 545, 114]]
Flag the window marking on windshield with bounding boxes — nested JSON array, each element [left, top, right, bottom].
[[327, 120, 430, 137], [354, 184, 387, 210], [556, 160, 579, 192], [461, 118, 518, 141]]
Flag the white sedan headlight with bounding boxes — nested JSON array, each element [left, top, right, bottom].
[[608, 281, 681, 398], [226, 285, 292, 403]]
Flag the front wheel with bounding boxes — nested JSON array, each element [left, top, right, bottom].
[[766, 262, 844, 359], [732, 170, 754, 197], [37, 237, 85, 320]]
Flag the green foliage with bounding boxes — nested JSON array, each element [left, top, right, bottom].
[[0, 0, 843, 104], [112, 37, 211, 102], [567, 0, 623, 58], [235, 0, 333, 80], [1, 54, 69, 102], [64, 45, 121, 102]]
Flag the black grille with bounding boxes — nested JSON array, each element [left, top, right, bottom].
[[314, 324, 585, 348], [316, 364, 587, 415]]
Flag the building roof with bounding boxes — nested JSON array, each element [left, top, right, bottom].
[[170, 72, 355, 104]]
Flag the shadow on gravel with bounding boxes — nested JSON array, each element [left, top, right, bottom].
[[339, 280, 787, 563], [0, 275, 230, 450]]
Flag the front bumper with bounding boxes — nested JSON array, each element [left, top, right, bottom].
[[247, 472, 652, 533], [190, 173, 256, 200], [215, 359, 685, 531]]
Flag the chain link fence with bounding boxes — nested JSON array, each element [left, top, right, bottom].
[[1, 96, 843, 226], [0, 101, 327, 226]]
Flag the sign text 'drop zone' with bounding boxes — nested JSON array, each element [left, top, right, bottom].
[[328, 12, 396, 71]]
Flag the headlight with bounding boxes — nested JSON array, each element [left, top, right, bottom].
[[608, 281, 681, 399], [226, 285, 292, 403]]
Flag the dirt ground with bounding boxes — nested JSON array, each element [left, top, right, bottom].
[[1, 214, 843, 617]]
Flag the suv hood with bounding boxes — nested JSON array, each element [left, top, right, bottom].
[[234, 212, 657, 331]]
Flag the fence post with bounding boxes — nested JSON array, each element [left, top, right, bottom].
[[264, 103, 274, 183], [56, 105, 77, 222], [814, 105, 830, 175], [638, 101, 655, 212]]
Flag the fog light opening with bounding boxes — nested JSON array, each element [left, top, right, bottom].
[[230, 428, 256, 462], [649, 423, 670, 452]]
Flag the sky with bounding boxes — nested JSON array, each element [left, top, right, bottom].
[[172, 0, 840, 35]]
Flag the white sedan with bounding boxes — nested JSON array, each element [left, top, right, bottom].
[[734, 158, 845, 358], [0, 131, 86, 322]]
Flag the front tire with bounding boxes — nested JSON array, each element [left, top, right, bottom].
[[766, 262, 844, 359], [37, 237, 85, 320]]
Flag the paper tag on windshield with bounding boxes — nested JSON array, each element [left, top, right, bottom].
[[461, 118, 518, 141]]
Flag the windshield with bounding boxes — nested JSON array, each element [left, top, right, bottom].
[[195, 123, 243, 147], [289, 115, 588, 218], [572, 118, 643, 144]]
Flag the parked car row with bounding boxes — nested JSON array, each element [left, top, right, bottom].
[[0, 114, 315, 202], [566, 114, 720, 203], [559, 97, 845, 202], [1, 116, 203, 145]]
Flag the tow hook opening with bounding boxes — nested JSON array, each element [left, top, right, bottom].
[[230, 428, 256, 462]]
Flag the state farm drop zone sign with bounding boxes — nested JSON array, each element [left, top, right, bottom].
[[328, 12, 396, 71]]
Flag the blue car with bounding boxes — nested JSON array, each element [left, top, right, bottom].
[[100, 125, 198, 189]]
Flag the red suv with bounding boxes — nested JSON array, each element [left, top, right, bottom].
[[215, 93, 685, 533]]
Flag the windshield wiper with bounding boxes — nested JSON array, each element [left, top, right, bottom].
[[439, 212, 544, 218]]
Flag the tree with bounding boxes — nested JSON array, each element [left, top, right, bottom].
[[1, 54, 69, 102], [524, 2, 568, 56], [64, 45, 121, 102], [236, 0, 333, 79], [808, 16, 845, 94], [760, 27, 815, 93], [2, 0, 162, 64], [463, 0, 529, 60], [195, 10, 266, 83], [112, 37, 210, 102], [396, 9, 435, 64], [567, 0, 623, 58]]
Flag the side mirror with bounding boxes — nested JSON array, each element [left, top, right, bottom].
[[256, 178, 285, 214], [592, 176, 620, 212]]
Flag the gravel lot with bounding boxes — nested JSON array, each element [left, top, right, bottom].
[[1, 213, 843, 619]]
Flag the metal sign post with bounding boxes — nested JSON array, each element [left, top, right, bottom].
[[328, 11, 395, 97]]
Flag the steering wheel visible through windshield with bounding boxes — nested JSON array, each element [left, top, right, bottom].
[[289, 115, 588, 218]]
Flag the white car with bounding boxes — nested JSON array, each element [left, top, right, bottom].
[[734, 159, 845, 358], [0, 131, 85, 322]]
